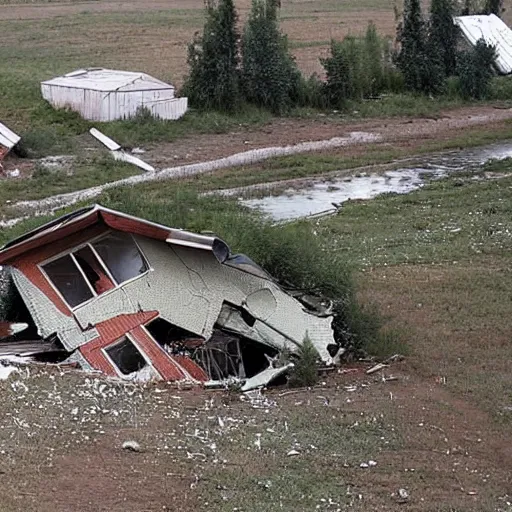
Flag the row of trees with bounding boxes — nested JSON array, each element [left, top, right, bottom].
[[397, 0, 497, 96], [183, 0, 500, 114], [184, 0, 300, 114]]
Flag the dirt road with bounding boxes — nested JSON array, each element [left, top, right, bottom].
[[142, 105, 512, 168]]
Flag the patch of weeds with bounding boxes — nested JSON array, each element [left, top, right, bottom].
[[363, 327, 409, 360]]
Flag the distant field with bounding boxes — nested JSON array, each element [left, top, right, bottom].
[[0, 0, 395, 102]]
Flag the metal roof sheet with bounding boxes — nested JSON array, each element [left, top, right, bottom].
[[454, 14, 512, 74], [41, 68, 175, 92], [0, 122, 20, 151]]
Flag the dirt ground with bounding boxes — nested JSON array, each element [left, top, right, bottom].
[[135, 105, 512, 168]]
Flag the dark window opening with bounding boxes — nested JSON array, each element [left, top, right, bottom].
[[240, 338, 277, 378], [43, 254, 94, 308], [92, 233, 148, 285], [194, 330, 245, 381], [105, 337, 147, 375]]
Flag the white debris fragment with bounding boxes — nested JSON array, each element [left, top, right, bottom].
[[368, 460, 377, 467], [360, 462, 369, 468], [122, 440, 141, 452], [287, 449, 300, 456], [132, 147, 146, 154], [398, 488, 409, 501], [366, 363, 388, 375], [0, 365, 17, 380], [7, 169, 20, 178]]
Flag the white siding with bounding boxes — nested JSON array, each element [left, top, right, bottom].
[[41, 68, 187, 122]]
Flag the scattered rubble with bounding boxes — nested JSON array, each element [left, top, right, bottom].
[[0, 122, 20, 166]]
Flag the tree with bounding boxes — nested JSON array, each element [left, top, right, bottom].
[[183, 0, 240, 111], [241, 0, 300, 114], [429, 0, 457, 77], [483, 0, 502, 16], [396, 0, 444, 93], [457, 38, 496, 99]]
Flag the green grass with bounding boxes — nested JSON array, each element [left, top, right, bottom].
[[0, 156, 139, 217], [319, 159, 512, 268]]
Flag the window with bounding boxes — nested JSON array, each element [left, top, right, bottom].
[[105, 337, 147, 375], [41, 233, 148, 309], [92, 234, 148, 285], [42, 254, 94, 308]]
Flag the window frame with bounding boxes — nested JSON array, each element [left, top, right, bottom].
[[102, 333, 155, 378], [38, 231, 151, 312]]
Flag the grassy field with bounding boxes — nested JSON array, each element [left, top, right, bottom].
[[2, 0, 512, 159], [1, 1, 512, 510], [0, 157, 511, 511]]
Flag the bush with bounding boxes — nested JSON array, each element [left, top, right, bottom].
[[321, 24, 400, 108], [183, 0, 241, 111], [288, 334, 320, 388], [241, 0, 301, 114], [457, 39, 497, 99]]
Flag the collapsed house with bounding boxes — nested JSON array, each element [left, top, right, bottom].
[[454, 14, 512, 75], [0, 206, 339, 389], [41, 68, 188, 122]]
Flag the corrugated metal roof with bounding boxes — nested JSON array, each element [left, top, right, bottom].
[[41, 68, 175, 92], [454, 14, 512, 74]]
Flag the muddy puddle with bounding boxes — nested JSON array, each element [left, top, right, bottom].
[[239, 141, 512, 221]]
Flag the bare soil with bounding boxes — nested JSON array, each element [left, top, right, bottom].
[[139, 105, 512, 168]]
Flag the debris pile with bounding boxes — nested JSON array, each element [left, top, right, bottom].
[[0, 205, 342, 390]]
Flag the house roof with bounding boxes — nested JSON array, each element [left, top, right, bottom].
[[0, 205, 230, 264], [41, 68, 175, 93]]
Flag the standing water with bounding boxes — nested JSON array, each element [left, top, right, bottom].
[[239, 141, 512, 221]]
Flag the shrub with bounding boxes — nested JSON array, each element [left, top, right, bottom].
[[183, 0, 241, 111], [457, 39, 497, 99], [288, 334, 320, 388], [241, 0, 301, 114], [483, 0, 503, 15], [321, 24, 399, 107]]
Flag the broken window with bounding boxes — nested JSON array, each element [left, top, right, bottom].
[[105, 336, 147, 375], [92, 233, 148, 285], [41, 232, 148, 309], [194, 330, 245, 381]]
